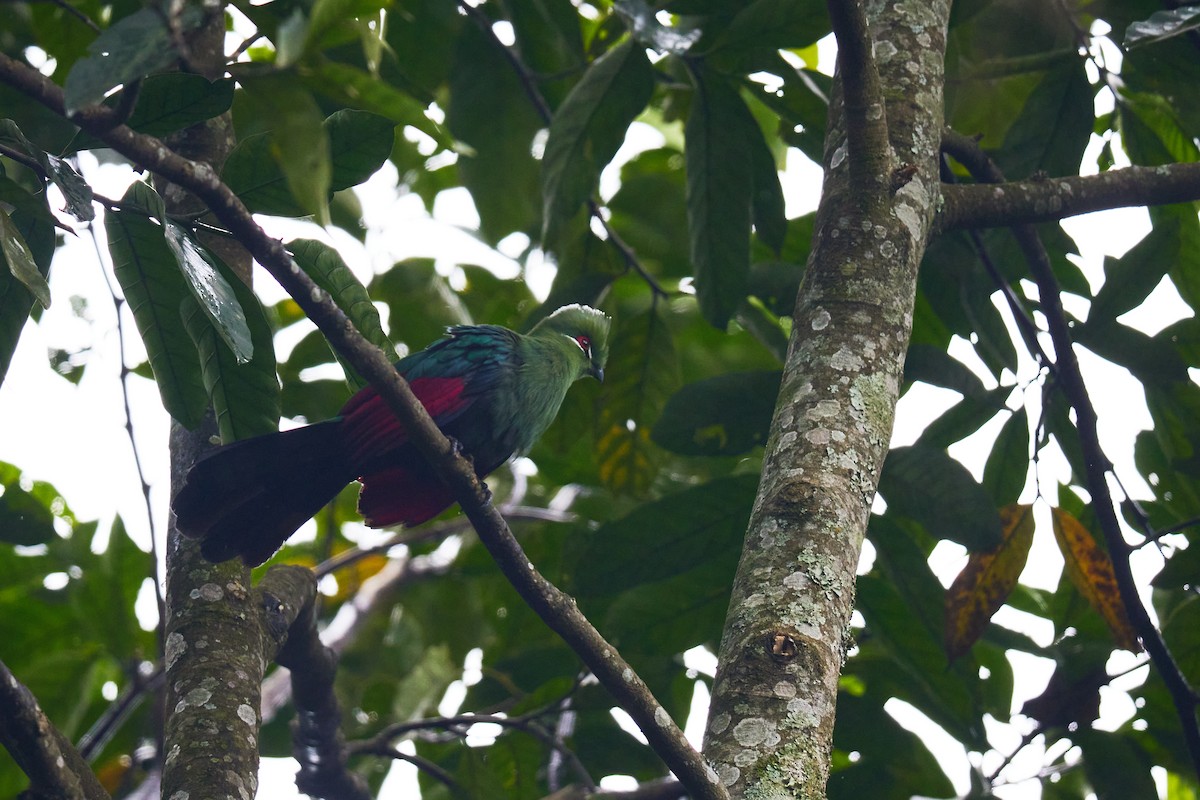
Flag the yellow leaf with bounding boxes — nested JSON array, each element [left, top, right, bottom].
[[1051, 507, 1140, 652], [944, 503, 1035, 661]]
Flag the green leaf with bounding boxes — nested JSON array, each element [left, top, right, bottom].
[[832, 692, 956, 800], [706, 0, 831, 59], [1075, 320, 1189, 386], [748, 112, 787, 254], [223, 108, 395, 218], [62, 6, 203, 114], [0, 180, 53, 388], [289, 238, 394, 390], [568, 474, 758, 596], [652, 370, 780, 456], [304, 61, 451, 149], [183, 261, 280, 442], [0, 480, 56, 546], [237, 73, 332, 224], [66, 517, 153, 658], [104, 183, 207, 428], [0, 208, 49, 309], [1125, 6, 1200, 48], [1090, 217, 1179, 324], [916, 386, 1009, 448], [541, 38, 654, 248], [505, 0, 585, 109], [1076, 729, 1158, 800], [164, 222, 253, 364], [903, 344, 989, 398], [879, 445, 1004, 551], [686, 67, 754, 327], [68, 74, 235, 151], [596, 304, 679, 494], [994, 57, 1093, 179], [604, 554, 737, 654], [447, 22, 543, 244], [607, 148, 692, 278], [982, 409, 1030, 505]]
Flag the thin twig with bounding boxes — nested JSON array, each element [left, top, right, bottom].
[[348, 704, 595, 790], [77, 663, 163, 761], [89, 223, 168, 642], [0, 0, 102, 32], [350, 743, 461, 792]]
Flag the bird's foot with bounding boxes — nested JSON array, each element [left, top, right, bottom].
[[480, 481, 493, 504], [446, 436, 475, 465]]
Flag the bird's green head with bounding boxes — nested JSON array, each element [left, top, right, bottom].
[[531, 304, 611, 382]]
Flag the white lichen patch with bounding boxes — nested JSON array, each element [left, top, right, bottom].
[[237, 703, 257, 726], [830, 346, 864, 371], [733, 717, 772, 748], [709, 712, 731, 735], [773, 681, 797, 699], [168, 791, 189, 800], [165, 632, 186, 670], [811, 309, 831, 331], [654, 706, 672, 728], [190, 583, 224, 602], [718, 764, 741, 787]]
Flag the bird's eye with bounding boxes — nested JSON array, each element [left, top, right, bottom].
[[573, 335, 591, 356]]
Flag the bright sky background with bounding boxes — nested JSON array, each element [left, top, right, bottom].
[[2, 22, 1194, 800]]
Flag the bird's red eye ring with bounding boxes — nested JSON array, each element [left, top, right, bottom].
[[574, 335, 591, 355]]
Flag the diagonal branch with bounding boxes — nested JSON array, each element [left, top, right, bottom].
[[0, 50, 725, 800], [0, 658, 110, 800], [940, 129, 1200, 777]]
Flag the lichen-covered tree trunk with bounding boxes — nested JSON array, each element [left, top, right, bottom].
[[160, 9, 265, 799], [702, 0, 951, 796]]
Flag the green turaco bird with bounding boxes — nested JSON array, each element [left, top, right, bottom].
[[173, 304, 610, 566]]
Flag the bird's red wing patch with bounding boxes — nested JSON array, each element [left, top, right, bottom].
[[357, 465, 456, 528], [340, 377, 468, 463]]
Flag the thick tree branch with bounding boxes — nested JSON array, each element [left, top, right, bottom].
[[826, 0, 892, 205], [0, 658, 110, 800], [938, 157, 1200, 231], [0, 50, 722, 800], [259, 566, 371, 800], [941, 130, 1200, 777]]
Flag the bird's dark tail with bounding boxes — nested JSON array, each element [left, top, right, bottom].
[[173, 420, 355, 566]]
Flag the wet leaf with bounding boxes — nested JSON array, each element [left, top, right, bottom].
[[0, 208, 49, 309], [164, 221, 253, 364], [1125, 6, 1200, 48]]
